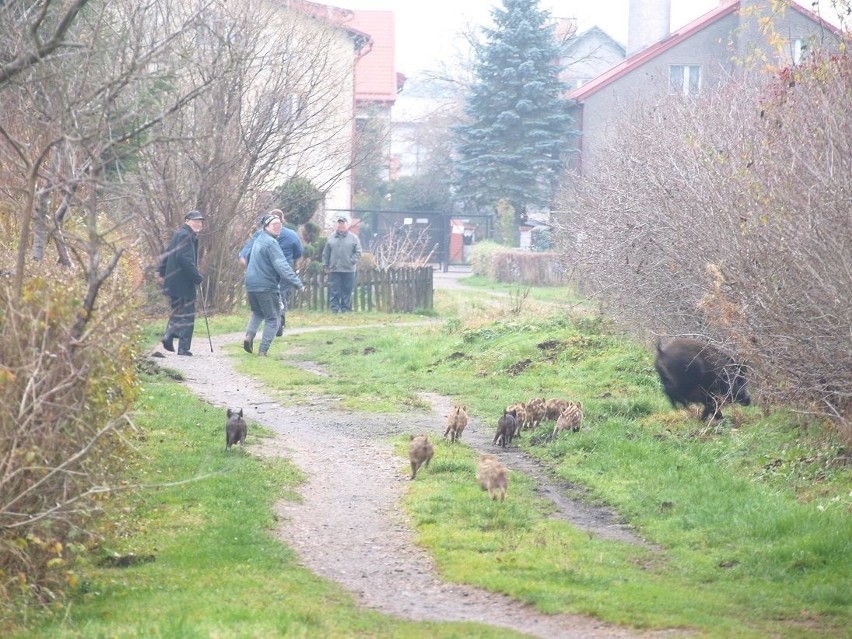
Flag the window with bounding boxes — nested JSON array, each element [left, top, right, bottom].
[[788, 38, 807, 65], [259, 92, 304, 129], [276, 94, 304, 127], [669, 65, 701, 96]]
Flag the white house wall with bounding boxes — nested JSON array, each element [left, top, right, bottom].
[[261, 2, 356, 216]]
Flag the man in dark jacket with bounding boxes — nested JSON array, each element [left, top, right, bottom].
[[158, 210, 205, 355]]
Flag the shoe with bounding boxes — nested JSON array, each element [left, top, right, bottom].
[[243, 338, 253, 354], [161, 334, 175, 352], [258, 351, 268, 357], [177, 350, 193, 356]]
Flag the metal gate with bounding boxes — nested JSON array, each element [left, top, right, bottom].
[[327, 208, 495, 271]]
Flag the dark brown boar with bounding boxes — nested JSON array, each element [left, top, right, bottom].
[[654, 338, 752, 421], [493, 410, 516, 448]]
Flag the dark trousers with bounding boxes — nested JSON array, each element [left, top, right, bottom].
[[165, 297, 196, 352], [328, 271, 355, 312]]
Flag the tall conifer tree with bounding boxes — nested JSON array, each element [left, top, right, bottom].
[[454, 0, 572, 226]]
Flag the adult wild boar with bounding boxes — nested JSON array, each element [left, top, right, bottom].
[[654, 338, 751, 421]]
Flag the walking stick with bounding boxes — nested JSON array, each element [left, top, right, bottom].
[[200, 282, 214, 353]]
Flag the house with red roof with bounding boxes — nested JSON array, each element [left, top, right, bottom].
[[271, 2, 401, 222], [568, 0, 841, 174], [341, 9, 404, 222]]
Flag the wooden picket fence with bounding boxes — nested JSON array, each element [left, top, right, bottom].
[[291, 266, 433, 313]]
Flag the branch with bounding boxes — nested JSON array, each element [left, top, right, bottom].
[[0, 0, 91, 87]]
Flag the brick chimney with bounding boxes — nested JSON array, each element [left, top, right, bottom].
[[627, 0, 671, 57]]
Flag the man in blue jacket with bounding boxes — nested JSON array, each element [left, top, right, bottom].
[[244, 213, 304, 356], [158, 210, 205, 356], [239, 208, 303, 334]]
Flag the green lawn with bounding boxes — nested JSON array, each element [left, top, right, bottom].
[[15, 285, 850, 638]]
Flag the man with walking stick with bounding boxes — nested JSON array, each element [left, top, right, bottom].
[[199, 282, 214, 353], [158, 210, 205, 356]]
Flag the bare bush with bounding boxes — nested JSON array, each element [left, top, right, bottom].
[[554, 49, 852, 431], [0, 0, 214, 614], [371, 225, 437, 268], [0, 267, 139, 610]]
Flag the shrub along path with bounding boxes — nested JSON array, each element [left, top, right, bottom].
[[152, 327, 684, 639]]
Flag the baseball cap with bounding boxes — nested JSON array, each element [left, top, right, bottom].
[[184, 210, 205, 220], [336, 216, 348, 223]]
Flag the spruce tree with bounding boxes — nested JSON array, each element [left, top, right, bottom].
[[454, 0, 572, 227]]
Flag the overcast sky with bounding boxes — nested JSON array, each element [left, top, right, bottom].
[[328, 0, 844, 77]]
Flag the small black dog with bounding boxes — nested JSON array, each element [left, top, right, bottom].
[[226, 408, 247, 451]]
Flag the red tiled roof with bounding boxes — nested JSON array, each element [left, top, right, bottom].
[[567, 1, 839, 103], [281, 0, 372, 51], [344, 11, 398, 103]]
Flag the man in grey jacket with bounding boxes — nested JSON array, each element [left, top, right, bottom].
[[244, 213, 304, 356], [322, 216, 362, 313]]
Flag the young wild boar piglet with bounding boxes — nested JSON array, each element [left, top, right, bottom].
[[443, 405, 468, 443], [552, 401, 584, 438], [493, 410, 516, 448], [226, 408, 247, 451], [476, 454, 508, 501], [506, 403, 527, 438], [408, 434, 434, 479]]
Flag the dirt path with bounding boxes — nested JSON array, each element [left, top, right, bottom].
[[151, 275, 684, 638]]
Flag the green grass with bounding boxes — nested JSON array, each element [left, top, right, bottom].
[[18, 284, 850, 638], [258, 311, 851, 638], [13, 371, 525, 639]]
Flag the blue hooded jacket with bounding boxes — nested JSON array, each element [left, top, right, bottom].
[[245, 230, 303, 293]]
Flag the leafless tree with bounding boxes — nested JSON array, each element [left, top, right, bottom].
[[132, 0, 359, 310], [0, 0, 92, 87], [0, 0, 222, 609]]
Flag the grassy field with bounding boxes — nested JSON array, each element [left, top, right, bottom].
[[234, 286, 851, 638], [11, 372, 527, 639], [13, 280, 851, 638]]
